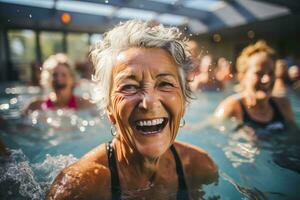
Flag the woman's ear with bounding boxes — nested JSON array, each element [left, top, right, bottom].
[[107, 107, 116, 124]]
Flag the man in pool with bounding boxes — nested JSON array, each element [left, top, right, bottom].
[[23, 53, 94, 114], [46, 20, 218, 200]]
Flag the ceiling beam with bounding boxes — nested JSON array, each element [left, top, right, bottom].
[[253, 0, 300, 12], [69, 0, 226, 28]]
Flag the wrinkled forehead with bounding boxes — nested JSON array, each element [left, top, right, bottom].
[[113, 47, 179, 78]]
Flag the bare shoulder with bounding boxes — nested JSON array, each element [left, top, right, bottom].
[[214, 94, 242, 120], [23, 97, 45, 114], [46, 144, 111, 200], [173, 141, 218, 184]]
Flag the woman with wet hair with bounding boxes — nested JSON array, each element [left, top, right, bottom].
[[23, 53, 93, 114], [214, 41, 296, 137], [46, 20, 218, 200]]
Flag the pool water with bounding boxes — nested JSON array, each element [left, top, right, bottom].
[[0, 83, 300, 200]]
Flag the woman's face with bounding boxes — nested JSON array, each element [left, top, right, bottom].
[[52, 64, 74, 92], [244, 52, 275, 100], [108, 48, 185, 158]]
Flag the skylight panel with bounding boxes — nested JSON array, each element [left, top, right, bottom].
[[149, 0, 178, 5], [0, 0, 54, 8], [213, 2, 247, 27], [56, 0, 115, 16], [115, 8, 157, 20], [157, 13, 188, 26], [183, 0, 225, 11], [237, 0, 290, 20]]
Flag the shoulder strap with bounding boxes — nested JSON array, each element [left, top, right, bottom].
[[170, 145, 189, 200], [239, 99, 251, 122], [269, 98, 285, 123], [106, 141, 122, 200]]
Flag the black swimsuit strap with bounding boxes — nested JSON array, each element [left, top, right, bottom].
[[269, 98, 285, 123], [107, 142, 189, 200], [170, 144, 190, 200], [239, 99, 253, 124], [239, 98, 285, 126], [106, 141, 122, 200]]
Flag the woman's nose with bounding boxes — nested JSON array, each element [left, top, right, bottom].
[[261, 74, 270, 84], [138, 91, 161, 111]]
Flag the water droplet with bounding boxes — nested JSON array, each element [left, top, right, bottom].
[[82, 120, 88, 126], [94, 169, 99, 174], [79, 126, 86, 132], [10, 97, 18, 104], [57, 109, 63, 116], [32, 119, 37, 124], [47, 117, 52, 124], [0, 103, 9, 110], [89, 120, 95, 126]]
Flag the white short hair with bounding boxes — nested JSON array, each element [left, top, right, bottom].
[[90, 20, 192, 113]]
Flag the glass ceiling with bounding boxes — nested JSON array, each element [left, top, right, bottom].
[[0, 0, 291, 34]]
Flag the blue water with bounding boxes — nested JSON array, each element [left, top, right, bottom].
[[0, 83, 300, 200]]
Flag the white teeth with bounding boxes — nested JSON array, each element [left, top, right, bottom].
[[136, 118, 164, 126]]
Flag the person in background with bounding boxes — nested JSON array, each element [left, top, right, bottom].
[[216, 57, 233, 83], [214, 41, 296, 137], [23, 53, 94, 114], [272, 59, 289, 97], [46, 20, 218, 200], [288, 65, 300, 93], [190, 54, 223, 92], [185, 40, 201, 82]]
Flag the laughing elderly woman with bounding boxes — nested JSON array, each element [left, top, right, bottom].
[[46, 20, 218, 200]]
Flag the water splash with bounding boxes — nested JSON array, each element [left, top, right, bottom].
[[32, 154, 78, 193], [0, 149, 78, 199], [0, 149, 43, 200]]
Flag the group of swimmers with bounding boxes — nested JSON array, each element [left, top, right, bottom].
[[0, 20, 299, 199]]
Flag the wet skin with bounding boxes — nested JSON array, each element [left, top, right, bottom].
[[215, 52, 295, 127], [46, 48, 218, 200]]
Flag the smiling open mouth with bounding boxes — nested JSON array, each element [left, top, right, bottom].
[[135, 118, 168, 135]]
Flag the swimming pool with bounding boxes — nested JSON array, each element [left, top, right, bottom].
[[0, 83, 300, 200]]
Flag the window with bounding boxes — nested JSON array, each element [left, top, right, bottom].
[[67, 33, 89, 63], [8, 29, 36, 82], [40, 31, 64, 61]]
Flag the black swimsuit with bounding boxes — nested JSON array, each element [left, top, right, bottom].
[[239, 98, 285, 135], [106, 141, 189, 200]]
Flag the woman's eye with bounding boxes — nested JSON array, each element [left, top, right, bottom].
[[121, 85, 138, 93], [159, 81, 174, 88]]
